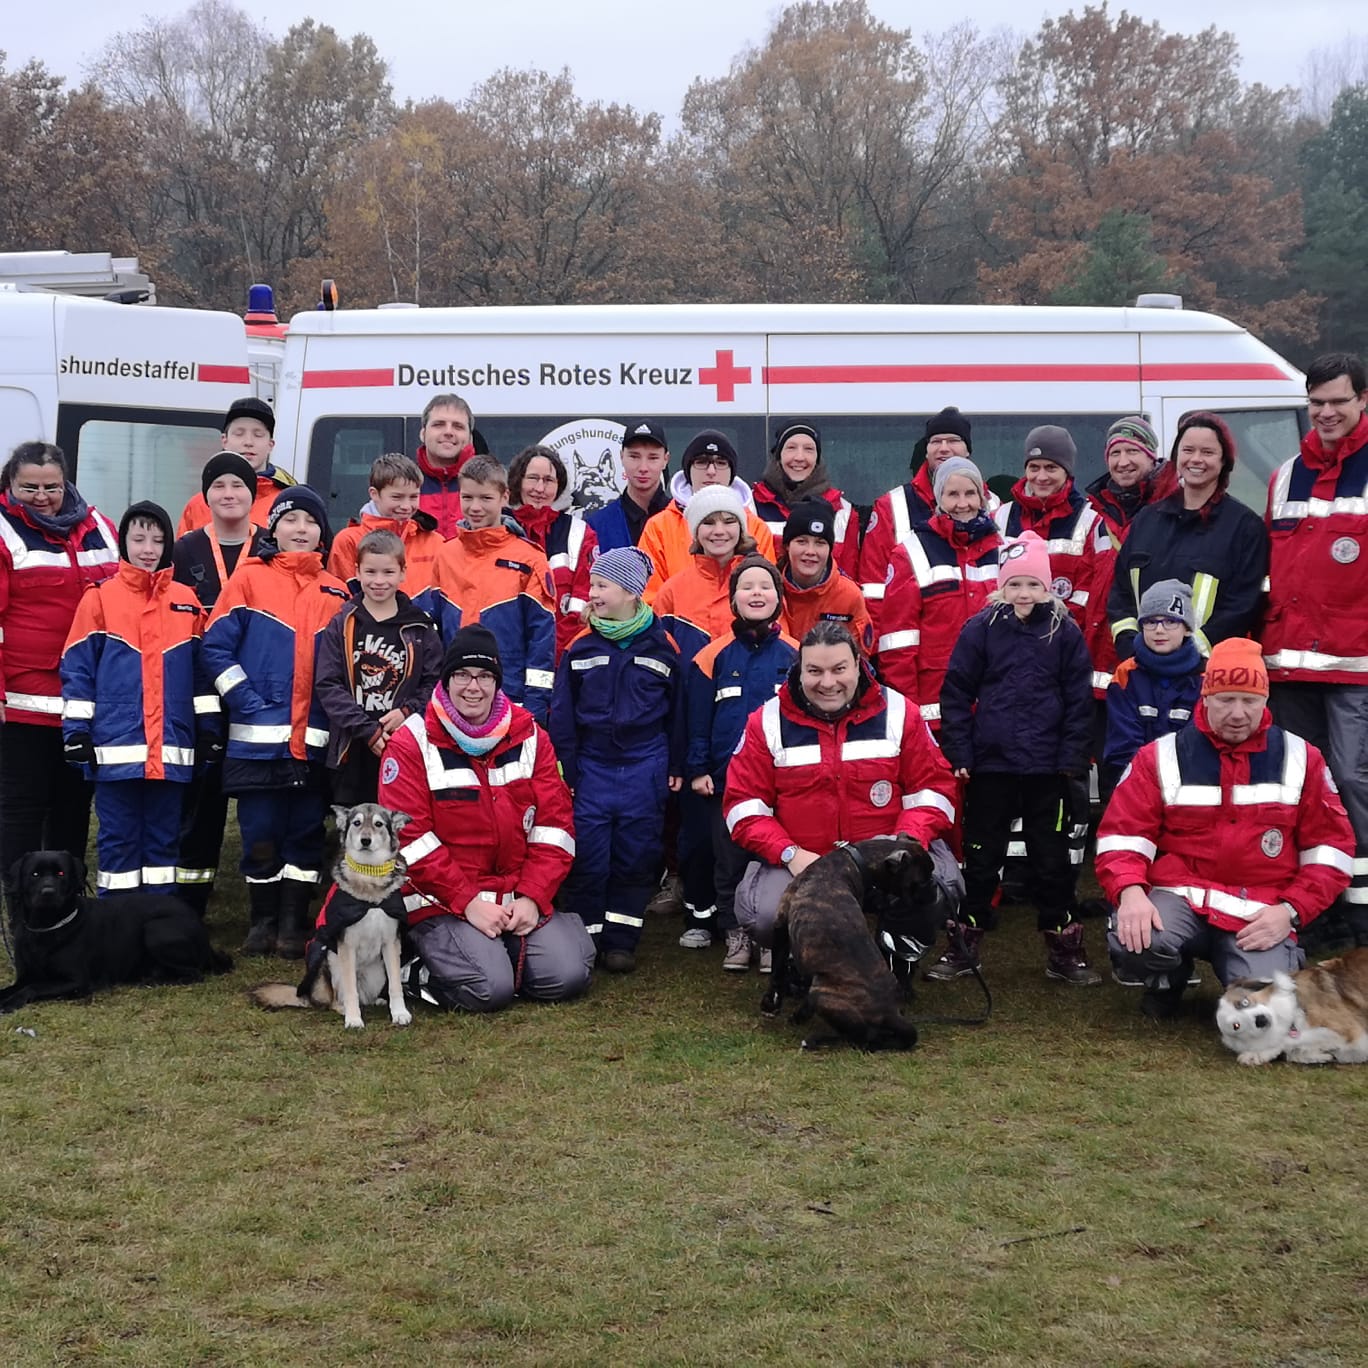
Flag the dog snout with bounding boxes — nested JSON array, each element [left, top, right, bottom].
[[1254, 1012, 1270, 1030], [359, 835, 372, 848]]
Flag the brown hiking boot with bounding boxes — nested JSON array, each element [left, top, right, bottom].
[[1044, 922, 1101, 986]]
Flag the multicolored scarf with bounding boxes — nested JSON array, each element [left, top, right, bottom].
[[433, 682, 513, 755], [590, 603, 654, 646]]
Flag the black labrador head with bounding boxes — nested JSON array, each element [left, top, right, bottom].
[[9, 852, 86, 927]]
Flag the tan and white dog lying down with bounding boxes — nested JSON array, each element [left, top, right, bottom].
[[1216, 948, 1368, 1065], [252, 804, 412, 1030]]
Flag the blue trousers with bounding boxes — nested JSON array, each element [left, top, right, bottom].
[[566, 748, 669, 954], [94, 779, 186, 896], [237, 783, 328, 886]]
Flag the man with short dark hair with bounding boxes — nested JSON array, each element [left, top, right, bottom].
[[725, 621, 960, 952], [585, 419, 672, 553], [1263, 351, 1368, 945], [415, 393, 476, 538]]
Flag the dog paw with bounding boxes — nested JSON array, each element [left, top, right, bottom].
[[344, 1016, 365, 1030], [759, 991, 780, 1017], [391, 1008, 412, 1027], [1236, 1050, 1272, 1065]]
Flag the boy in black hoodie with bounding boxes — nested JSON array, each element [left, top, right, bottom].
[[315, 529, 443, 806]]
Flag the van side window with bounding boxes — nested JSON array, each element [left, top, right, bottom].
[[306, 416, 411, 522], [1207, 409, 1307, 510], [55, 403, 224, 523]]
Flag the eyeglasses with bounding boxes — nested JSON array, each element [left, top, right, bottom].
[[15, 483, 63, 496], [694, 458, 730, 469], [450, 670, 497, 688], [521, 472, 558, 485]]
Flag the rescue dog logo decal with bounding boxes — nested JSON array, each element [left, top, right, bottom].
[[869, 780, 893, 809], [1261, 828, 1284, 858], [539, 419, 628, 512], [1331, 537, 1359, 564]]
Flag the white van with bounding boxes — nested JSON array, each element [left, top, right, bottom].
[[271, 302, 1307, 522], [0, 290, 259, 519]]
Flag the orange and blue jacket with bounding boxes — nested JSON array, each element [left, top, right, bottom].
[[60, 562, 216, 783], [649, 554, 744, 668], [640, 472, 777, 596], [202, 550, 350, 763], [782, 564, 874, 655], [327, 508, 445, 595], [177, 465, 296, 537], [422, 522, 556, 723]]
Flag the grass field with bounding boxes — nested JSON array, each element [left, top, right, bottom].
[[1, 876, 1365, 1367]]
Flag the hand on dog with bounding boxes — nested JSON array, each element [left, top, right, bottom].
[[1116, 885, 1164, 953], [464, 895, 510, 938], [1235, 902, 1294, 952], [786, 849, 820, 878]]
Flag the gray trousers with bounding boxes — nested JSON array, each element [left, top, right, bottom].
[[735, 839, 964, 948], [409, 912, 595, 1013], [1107, 889, 1304, 989], [1269, 683, 1368, 920]]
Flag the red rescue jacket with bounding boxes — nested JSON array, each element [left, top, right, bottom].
[[379, 698, 575, 920], [723, 670, 956, 864], [1095, 705, 1353, 929]]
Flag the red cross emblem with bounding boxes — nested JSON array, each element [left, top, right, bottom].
[[698, 349, 752, 402]]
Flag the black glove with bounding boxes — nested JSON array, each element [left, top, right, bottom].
[[197, 732, 226, 767], [64, 733, 96, 768]]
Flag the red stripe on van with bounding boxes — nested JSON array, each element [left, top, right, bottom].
[[762, 364, 1140, 384], [762, 362, 1294, 386], [302, 368, 395, 388], [197, 364, 252, 384], [1139, 363, 1292, 381]]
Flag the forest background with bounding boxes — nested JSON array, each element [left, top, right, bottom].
[[3, 0, 1367, 366]]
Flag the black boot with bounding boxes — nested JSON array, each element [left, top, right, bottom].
[[1140, 962, 1191, 1020], [274, 881, 314, 960], [241, 882, 280, 956], [924, 924, 984, 981], [1043, 922, 1101, 986]]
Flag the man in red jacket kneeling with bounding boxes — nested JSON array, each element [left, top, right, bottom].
[[1099, 637, 1354, 1019]]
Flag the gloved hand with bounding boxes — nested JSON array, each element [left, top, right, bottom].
[[64, 733, 96, 768], [197, 732, 226, 767]]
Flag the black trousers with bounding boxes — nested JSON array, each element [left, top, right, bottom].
[[962, 772, 1074, 931], [1, 721, 93, 888]]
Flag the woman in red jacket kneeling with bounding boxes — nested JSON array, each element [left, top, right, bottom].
[[379, 624, 594, 1012]]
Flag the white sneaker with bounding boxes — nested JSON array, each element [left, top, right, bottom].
[[722, 929, 752, 971], [679, 927, 712, 949], [758, 947, 773, 974]]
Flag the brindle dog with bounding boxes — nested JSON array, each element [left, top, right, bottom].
[[760, 836, 937, 1051]]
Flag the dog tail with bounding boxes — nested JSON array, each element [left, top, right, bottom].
[[249, 983, 312, 1010]]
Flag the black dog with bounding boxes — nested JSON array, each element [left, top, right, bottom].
[[760, 836, 940, 1051], [0, 852, 232, 1014]]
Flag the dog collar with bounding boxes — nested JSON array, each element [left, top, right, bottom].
[[23, 905, 81, 935], [343, 854, 397, 879], [836, 840, 867, 880]]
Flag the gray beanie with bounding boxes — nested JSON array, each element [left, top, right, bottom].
[[1023, 424, 1077, 478], [932, 456, 987, 508], [1138, 579, 1195, 630], [592, 546, 652, 597], [685, 483, 746, 537]]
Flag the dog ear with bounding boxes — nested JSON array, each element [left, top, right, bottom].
[[330, 804, 353, 828], [388, 811, 412, 834], [1272, 971, 1297, 994]]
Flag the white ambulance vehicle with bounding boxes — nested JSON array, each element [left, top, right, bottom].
[[271, 301, 1307, 523], [0, 288, 260, 520]]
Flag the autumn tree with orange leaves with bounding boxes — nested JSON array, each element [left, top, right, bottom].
[[980, 4, 1320, 342]]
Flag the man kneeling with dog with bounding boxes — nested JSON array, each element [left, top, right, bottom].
[[724, 621, 963, 972], [1099, 637, 1355, 1019]]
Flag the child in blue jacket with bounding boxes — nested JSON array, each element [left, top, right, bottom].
[[686, 555, 798, 973], [938, 531, 1097, 986], [60, 501, 215, 896], [1103, 579, 1204, 778], [550, 546, 683, 974]]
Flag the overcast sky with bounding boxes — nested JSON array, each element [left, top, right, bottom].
[[6, 0, 1360, 117]]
